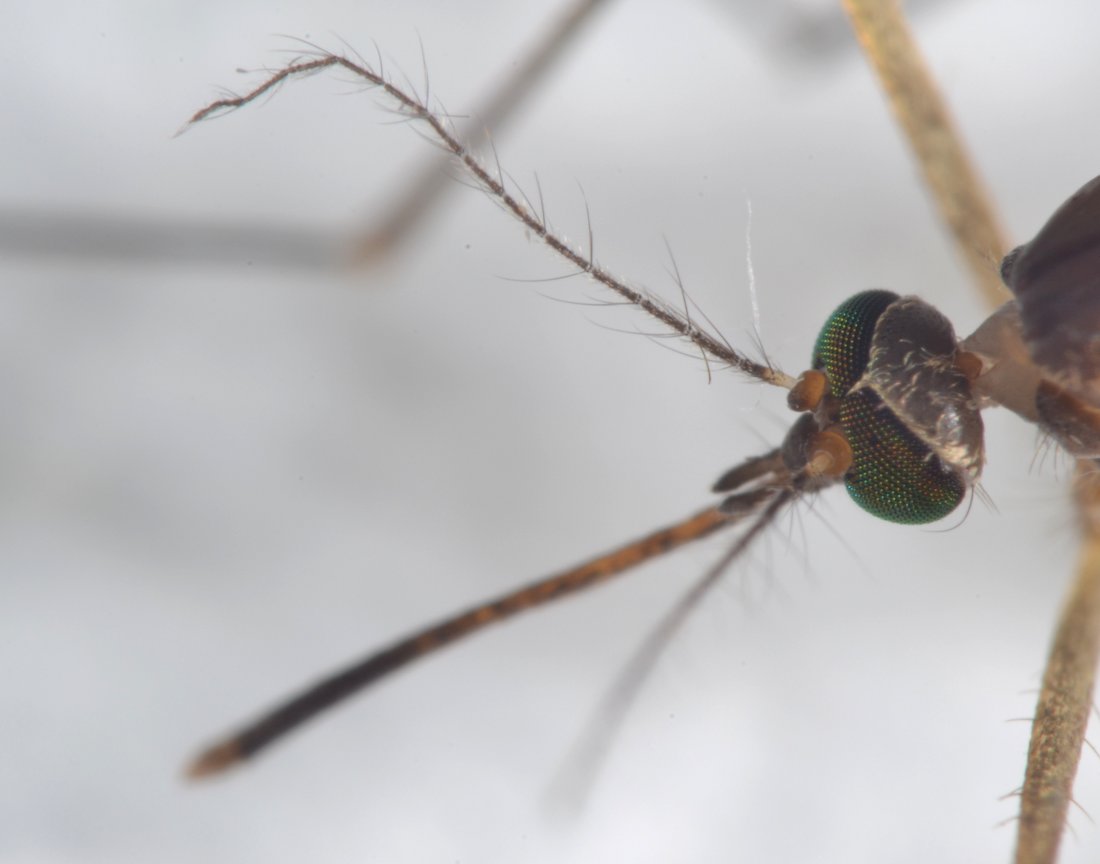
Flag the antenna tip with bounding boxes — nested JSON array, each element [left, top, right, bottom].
[[185, 740, 242, 781]]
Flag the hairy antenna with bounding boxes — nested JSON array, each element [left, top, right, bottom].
[[187, 50, 795, 389]]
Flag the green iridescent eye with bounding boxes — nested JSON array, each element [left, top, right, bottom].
[[838, 389, 966, 524], [812, 290, 972, 525], [812, 289, 898, 398]]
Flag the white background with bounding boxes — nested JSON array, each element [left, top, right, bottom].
[[4, 1, 1100, 862]]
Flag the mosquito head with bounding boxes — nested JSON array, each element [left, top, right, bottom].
[[785, 290, 985, 525]]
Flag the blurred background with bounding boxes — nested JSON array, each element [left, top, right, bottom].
[[4, 1, 1100, 862]]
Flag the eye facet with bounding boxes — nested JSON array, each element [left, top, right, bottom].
[[811, 290, 982, 525]]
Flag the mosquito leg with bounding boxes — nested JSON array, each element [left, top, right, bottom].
[[842, 0, 1009, 307], [187, 500, 764, 779]]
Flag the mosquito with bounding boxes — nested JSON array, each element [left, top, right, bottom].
[[181, 39, 1100, 849]]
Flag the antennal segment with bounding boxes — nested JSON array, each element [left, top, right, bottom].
[[188, 50, 795, 389]]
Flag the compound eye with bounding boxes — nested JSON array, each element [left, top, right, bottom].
[[839, 390, 966, 524], [812, 290, 899, 397], [812, 290, 969, 525]]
